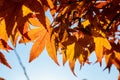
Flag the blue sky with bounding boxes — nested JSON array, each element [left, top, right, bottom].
[[0, 41, 119, 80]]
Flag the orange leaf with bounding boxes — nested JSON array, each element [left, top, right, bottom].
[[112, 51, 120, 71], [95, 1, 108, 8], [19, 28, 43, 43], [29, 30, 47, 62], [94, 37, 111, 65], [46, 33, 59, 65], [29, 18, 46, 28], [62, 53, 67, 65], [47, 0, 54, 9], [69, 59, 76, 76], [104, 53, 113, 72], [0, 52, 11, 68]]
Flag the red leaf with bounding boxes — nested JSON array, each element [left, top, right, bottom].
[[0, 39, 13, 51], [0, 52, 11, 68]]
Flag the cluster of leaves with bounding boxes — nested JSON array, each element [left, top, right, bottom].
[[0, 0, 120, 79]]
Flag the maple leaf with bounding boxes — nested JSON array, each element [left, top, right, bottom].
[[19, 28, 44, 43], [28, 16, 59, 65], [46, 32, 59, 65], [28, 19, 48, 62], [0, 0, 53, 44], [62, 34, 91, 74], [94, 37, 111, 65], [0, 0, 120, 79], [0, 52, 11, 68], [29, 29, 47, 62]]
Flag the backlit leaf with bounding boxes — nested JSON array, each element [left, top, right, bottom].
[[19, 28, 43, 43], [29, 18, 43, 27], [47, 0, 54, 9], [0, 19, 8, 41], [81, 20, 90, 28], [22, 5, 32, 17], [29, 29, 47, 62], [69, 59, 76, 76], [104, 53, 113, 72], [94, 37, 111, 64], [46, 33, 59, 65]]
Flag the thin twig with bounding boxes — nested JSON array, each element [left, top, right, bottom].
[[14, 48, 30, 80], [106, 13, 120, 31]]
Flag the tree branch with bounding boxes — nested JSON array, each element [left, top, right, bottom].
[[14, 48, 30, 80], [106, 13, 120, 31]]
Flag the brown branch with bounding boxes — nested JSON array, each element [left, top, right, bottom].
[[106, 13, 120, 31]]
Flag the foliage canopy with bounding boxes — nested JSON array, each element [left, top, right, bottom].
[[0, 0, 120, 79]]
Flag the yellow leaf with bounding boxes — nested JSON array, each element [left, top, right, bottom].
[[66, 42, 75, 60], [81, 20, 90, 28], [46, 33, 59, 65], [102, 38, 111, 50], [29, 29, 47, 62], [47, 0, 54, 9], [22, 5, 32, 17], [0, 19, 8, 41], [78, 54, 84, 64], [94, 37, 111, 63], [94, 37, 103, 63]]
